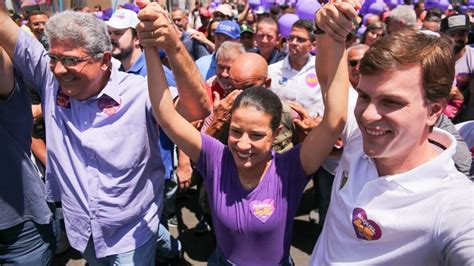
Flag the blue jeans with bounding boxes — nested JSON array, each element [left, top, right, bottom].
[[0, 220, 55, 265], [156, 223, 181, 259], [82, 233, 157, 266], [207, 247, 294, 266]]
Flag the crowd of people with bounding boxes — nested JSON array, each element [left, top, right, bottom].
[[1, 0, 474, 265]]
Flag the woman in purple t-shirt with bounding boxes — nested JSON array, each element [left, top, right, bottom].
[[140, 11, 349, 265]]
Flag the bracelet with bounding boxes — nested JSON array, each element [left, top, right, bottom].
[[313, 7, 325, 34]]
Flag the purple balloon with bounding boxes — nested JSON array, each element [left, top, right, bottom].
[[296, 0, 321, 20], [278, 13, 299, 37], [357, 24, 367, 38], [360, 0, 377, 14], [249, 0, 261, 8], [424, 0, 439, 10], [368, 1, 385, 15], [383, 0, 397, 9], [438, 0, 449, 11], [261, 0, 275, 8]]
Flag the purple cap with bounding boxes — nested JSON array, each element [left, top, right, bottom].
[[101, 8, 113, 21]]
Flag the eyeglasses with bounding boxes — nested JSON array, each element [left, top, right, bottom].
[[48, 54, 91, 68], [348, 59, 360, 67], [288, 35, 309, 43]]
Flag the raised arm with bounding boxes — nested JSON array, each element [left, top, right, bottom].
[[299, 2, 358, 176], [0, 47, 14, 98], [137, 1, 211, 121], [138, 3, 202, 162], [0, 1, 20, 61]]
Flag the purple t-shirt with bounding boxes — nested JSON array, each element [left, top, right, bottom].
[[197, 134, 308, 265]]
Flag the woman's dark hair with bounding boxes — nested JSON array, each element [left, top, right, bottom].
[[230, 86, 282, 132], [207, 17, 222, 42], [361, 21, 386, 45]]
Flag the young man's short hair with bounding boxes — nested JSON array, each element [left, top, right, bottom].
[[360, 29, 454, 103]]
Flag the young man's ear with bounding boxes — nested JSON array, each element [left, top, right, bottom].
[[427, 98, 447, 127]]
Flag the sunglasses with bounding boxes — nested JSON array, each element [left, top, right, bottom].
[[48, 54, 91, 68], [348, 59, 360, 67]]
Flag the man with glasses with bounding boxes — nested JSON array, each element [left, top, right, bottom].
[[205, 52, 295, 153], [269, 19, 322, 118], [27, 10, 48, 49], [0, 4, 210, 265], [347, 44, 369, 89]]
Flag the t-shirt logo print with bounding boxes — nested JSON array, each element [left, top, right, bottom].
[[250, 199, 275, 223], [352, 208, 382, 241]]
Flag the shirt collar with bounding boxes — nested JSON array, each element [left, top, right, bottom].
[[125, 52, 145, 75], [92, 67, 121, 104], [382, 128, 459, 192], [282, 55, 314, 71]]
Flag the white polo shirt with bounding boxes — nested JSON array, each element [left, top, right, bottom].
[[310, 116, 474, 265], [268, 55, 323, 118]]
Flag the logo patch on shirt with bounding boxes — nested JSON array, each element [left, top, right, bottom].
[[98, 96, 121, 116], [352, 208, 382, 241], [305, 73, 318, 88], [278, 77, 288, 85], [339, 170, 349, 190], [250, 199, 275, 223], [56, 90, 71, 108]]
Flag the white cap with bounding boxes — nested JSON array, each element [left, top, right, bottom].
[[106, 9, 139, 29], [214, 4, 233, 17]]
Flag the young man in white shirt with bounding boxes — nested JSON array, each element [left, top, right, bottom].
[[310, 2, 474, 265]]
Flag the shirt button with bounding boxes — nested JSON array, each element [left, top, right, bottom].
[[84, 121, 88, 125]]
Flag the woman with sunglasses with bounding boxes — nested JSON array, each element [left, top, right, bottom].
[[140, 5, 349, 265]]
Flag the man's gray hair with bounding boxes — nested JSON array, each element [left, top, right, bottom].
[[45, 10, 112, 58], [389, 5, 417, 28], [216, 41, 245, 61]]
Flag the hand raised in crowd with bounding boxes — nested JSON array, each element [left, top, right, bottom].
[[289, 101, 322, 144], [212, 90, 241, 124], [136, 2, 181, 52], [315, 0, 360, 42]]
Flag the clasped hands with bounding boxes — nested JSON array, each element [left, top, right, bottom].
[[315, 0, 361, 42]]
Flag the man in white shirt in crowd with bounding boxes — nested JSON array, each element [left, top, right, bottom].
[[310, 2, 474, 264]]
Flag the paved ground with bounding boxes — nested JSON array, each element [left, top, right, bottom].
[[55, 183, 321, 265]]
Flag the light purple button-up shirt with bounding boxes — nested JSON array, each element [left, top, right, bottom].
[[13, 30, 165, 258]]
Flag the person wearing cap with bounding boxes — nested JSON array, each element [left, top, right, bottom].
[[240, 23, 255, 51], [195, 20, 241, 80], [440, 13, 474, 122], [106, 8, 175, 82], [250, 17, 286, 65], [0, 4, 211, 264], [197, 7, 212, 37], [213, 3, 233, 20]]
